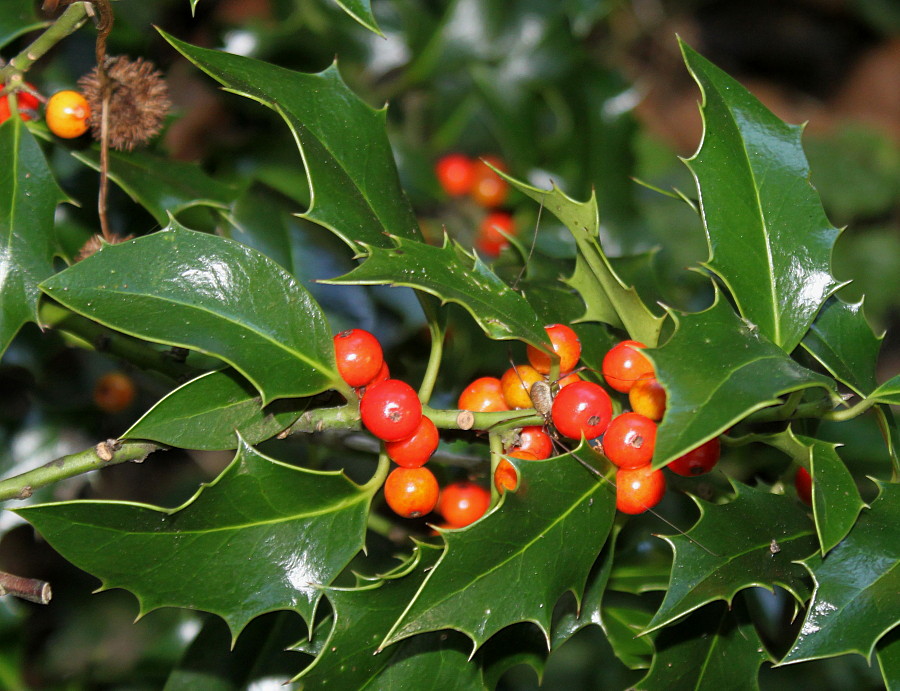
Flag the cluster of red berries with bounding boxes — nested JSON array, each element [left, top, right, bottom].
[[434, 153, 516, 256], [0, 83, 91, 139], [335, 328, 491, 528]]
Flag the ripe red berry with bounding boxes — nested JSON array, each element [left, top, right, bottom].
[[509, 425, 554, 460], [437, 481, 491, 528], [494, 458, 520, 493], [550, 380, 613, 441], [602, 340, 654, 393], [334, 328, 384, 388], [527, 324, 581, 375], [668, 437, 721, 476], [602, 412, 658, 469], [435, 153, 475, 196], [384, 466, 439, 518], [629, 373, 666, 421], [470, 156, 508, 208], [476, 211, 515, 256], [0, 84, 40, 124], [500, 364, 544, 409], [616, 464, 666, 514], [795, 467, 813, 506], [458, 376, 510, 413], [360, 379, 422, 442], [93, 371, 136, 413], [45, 90, 90, 139], [385, 415, 439, 468]]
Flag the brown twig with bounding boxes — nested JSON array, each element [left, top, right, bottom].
[[0, 570, 52, 605]]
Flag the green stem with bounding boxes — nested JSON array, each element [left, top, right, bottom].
[[0, 440, 161, 503], [745, 395, 834, 424], [416, 304, 444, 406], [0, 3, 89, 81], [39, 300, 203, 382], [489, 431, 503, 505], [822, 396, 878, 422], [361, 451, 391, 494]]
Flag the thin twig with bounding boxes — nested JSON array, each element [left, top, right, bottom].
[[0, 571, 52, 605]]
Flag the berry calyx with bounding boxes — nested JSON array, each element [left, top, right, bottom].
[[458, 376, 510, 413], [470, 156, 508, 208], [334, 328, 384, 388], [385, 415, 439, 468], [384, 466, 439, 518], [508, 425, 553, 460], [437, 481, 491, 528], [500, 364, 544, 409], [668, 437, 721, 476], [360, 379, 422, 442], [602, 340, 654, 393], [527, 324, 581, 375], [628, 373, 666, 421], [602, 412, 658, 469], [795, 467, 813, 506], [476, 211, 516, 256], [616, 464, 666, 514], [435, 153, 475, 196], [45, 90, 90, 139], [93, 371, 137, 413], [550, 380, 613, 440], [0, 84, 40, 124]]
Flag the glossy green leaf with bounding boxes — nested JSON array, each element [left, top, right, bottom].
[[870, 375, 900, 406], [333, 0, 383, 36], [161, 31, 420, 250], [323, 234, 548, 347], [680, 39, 843, 353], [504, 175, 665, 346], [645, 482, 818, 633], [0, 2, 46, 47], [40, 222, 338, 404], [877, 628, 900, 691], [0, 118, 68, 357], [380, 448, 616, 651], [781, 481, 900, 664], [801, 297, 882, 396], [637, 601, 771, 691], [803, 436, 866, 554], [124, 370, 308, 450], [297, 543, 484, 689], [73, 149, 240, 226], [602, 601, 655, 670], [15, 439, 373, 637], [651, 295, 835, 467]]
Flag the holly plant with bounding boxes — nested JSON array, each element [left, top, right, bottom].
[[0, 1, 898, 689]]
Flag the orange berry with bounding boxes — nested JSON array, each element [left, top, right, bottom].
[[458, 376, 509, 413], [384, 466, 439, 518], [494, 459, 519, 493], [46, 90, 90, 139], [500, 364, 544, 409], [437, 481, 491, 528], [616, 464, 666, 514], [470, 156, 508, 208], [629, 373, 666, 421], [527, 324, 581, 375], [435, 153, 475, 196], [476, 211, 515, 256], [93, 371, 136, 413], [602, 340, 654, 393]]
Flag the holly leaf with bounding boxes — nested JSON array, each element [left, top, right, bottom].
[[503, 175, 665, 346], [781, 481, 900, 665], [73, 149, 240, 226], [0, 118, 68, 356], [15, 439, 373, 637], [644, 481, 818, 633], [870, 375, 900, 406], [650, 294, 835, 467], [124, 369, 308, 450], [0, 1, 46, 47], [803, 436, 866, 554], [333, 0, 383, 36], [296, 543, 485, 689], [40, 222, 338, 404], [379, 448, 616, 652], [801, 297, 882, 396], [877, 628, 900, 691], [680, 39, 843, 353], [161, 31, 419, 251], [323, 234, 548, 347], [637, 601, 772, 691]]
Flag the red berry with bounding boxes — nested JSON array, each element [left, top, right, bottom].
[[437, 481, 491, 528], [458, 376, 510, 413], [550, 381, 613, 441], [602, 412, 658, 469], [435, 153, 475, 196], [628, 373, 666, 421], [527, 324, 581, 375], [470, 156, 508, 208], [334, 328, 384, 388], [500, 364, 544, 409], [360, 379, 422, 442], [384, 466, 439, 518], [616, 464, 666, 514], [385, 415, 439, 468], [558, 371, 582, 389], [476, 211, 515, 256], [668, 437, 721, 476], [505, 426, 552, 460], [0, 84, 40, 124], [93, 371, 136, 413], [602, 340, 654, 393], [494, 458, 520, 493], [795, 467, 813, 506]]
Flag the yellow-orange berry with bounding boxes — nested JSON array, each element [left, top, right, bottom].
[[46, 90, 90, 139], [628, 373, 667, 421], [93, 371, 136, 413], [500, 364, 544, 409]]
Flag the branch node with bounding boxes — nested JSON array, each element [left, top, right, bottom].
[[95, 438, 121, 462], [457, 411, 475, 430]]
